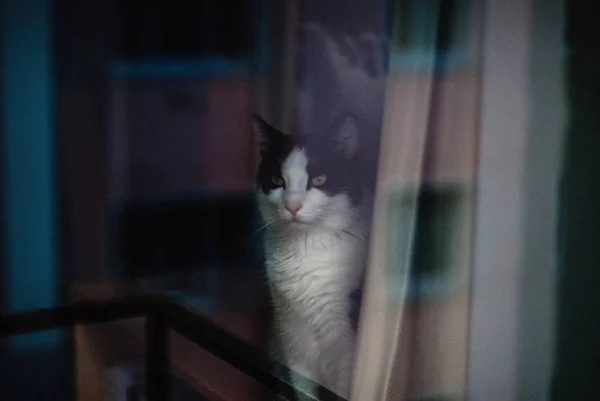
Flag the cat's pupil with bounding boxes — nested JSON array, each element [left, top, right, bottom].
[[311, 175, 327, 187], [272, 175, 285, 187]]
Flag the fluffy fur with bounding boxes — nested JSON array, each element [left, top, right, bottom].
[[254, 114, 370, 398]]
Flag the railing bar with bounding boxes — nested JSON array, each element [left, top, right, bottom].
[[147, 309, 169, 401], [0, 295, 347, 401], [0, 298, 153, 337]]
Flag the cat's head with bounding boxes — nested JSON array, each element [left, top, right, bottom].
[[254, 114, 362, 232]]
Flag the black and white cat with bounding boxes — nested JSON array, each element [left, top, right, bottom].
[[254, 113, 370, 398]]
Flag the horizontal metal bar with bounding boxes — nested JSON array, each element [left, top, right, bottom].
[[0, 297, 153, 337]]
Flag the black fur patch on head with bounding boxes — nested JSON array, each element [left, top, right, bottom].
[[302, 134, 363, 204], [254, 114, 363, 204], [253, 116, 298, 194]]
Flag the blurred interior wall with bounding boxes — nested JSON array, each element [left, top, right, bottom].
[[468, 0, 564, 400], [1, 0, 58, 328]]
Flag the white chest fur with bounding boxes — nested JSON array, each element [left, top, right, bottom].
[[264, 225, 366, 397], [265, 227, 364, 303]]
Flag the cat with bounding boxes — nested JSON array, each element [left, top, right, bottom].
[[253, 113, 370, 398]]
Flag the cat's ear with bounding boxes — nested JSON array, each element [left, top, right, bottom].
[[252, 115, 281, 157], [332, 114, 359, 160]]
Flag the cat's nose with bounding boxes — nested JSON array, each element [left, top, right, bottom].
[[285, 201, 302, 216]]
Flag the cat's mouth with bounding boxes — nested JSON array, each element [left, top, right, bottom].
[[290, 219, 308, 227], [282, 215, 311, 227], [277, 210, 320, 227]]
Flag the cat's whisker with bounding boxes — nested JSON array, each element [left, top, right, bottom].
[[247, 219, 277, 239], [341, 229, 364, 240]]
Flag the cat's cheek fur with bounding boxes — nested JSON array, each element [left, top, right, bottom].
[[257, 188, 284, 222], [319, 193, 356, 231], [295, 188, 328, 223], [300, 189, 356, 230]]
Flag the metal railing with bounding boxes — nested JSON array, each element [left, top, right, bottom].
[[0, 295, 345, 401]]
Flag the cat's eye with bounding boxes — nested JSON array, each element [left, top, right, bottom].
[[311, 175, 327, 187], [271, 175, 285, 187]]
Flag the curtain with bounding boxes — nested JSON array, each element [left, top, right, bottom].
[[353, 1, 484, 399]]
